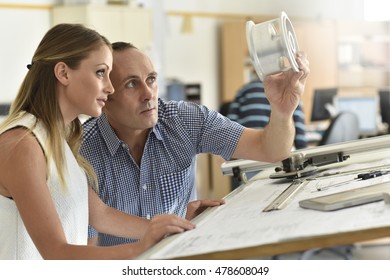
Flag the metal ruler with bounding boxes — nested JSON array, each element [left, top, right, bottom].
[[263, 179, 309, 212], [262, 164, 390, 212]]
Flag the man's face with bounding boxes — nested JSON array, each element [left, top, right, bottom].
[[105, 48, 158, 132]]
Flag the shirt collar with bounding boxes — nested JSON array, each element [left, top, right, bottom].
[[152, 124, 163, 141], [97, 112, 163, 156], [152, 98, 166, 141], [97, 113, 123, 156]]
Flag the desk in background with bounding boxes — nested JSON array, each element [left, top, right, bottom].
[[305, 121, 328, 146], [305, 120, 389, 147]]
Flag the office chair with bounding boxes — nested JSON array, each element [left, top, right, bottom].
[[0, 103, 11, 116], [379, 89, 390, 133], [318, 111, 360, 146], [219, 101, 232, 117]]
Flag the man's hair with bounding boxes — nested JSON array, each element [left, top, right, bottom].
[[112, 41, 138, 51]]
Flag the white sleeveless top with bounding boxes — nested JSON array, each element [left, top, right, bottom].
[[0, 113, 89, 259]]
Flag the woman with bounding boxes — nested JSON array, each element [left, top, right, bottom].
[[0, 23, 194, 260]]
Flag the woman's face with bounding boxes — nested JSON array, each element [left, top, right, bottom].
[[58, 45, 114, 124]]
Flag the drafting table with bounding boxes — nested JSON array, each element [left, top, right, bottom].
[[138, 137, 390, 260]]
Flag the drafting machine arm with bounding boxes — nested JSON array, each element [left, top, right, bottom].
[[222, 134, 390, 182]]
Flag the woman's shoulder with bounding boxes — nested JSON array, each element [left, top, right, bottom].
[[0, 112, 46, 162], [0, 126, 43, 159]]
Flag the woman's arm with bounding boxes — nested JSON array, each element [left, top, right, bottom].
[[0, 128, 194, 259], [88, 188, 149, 240]]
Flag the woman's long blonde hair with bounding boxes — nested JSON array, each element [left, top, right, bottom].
[[1, 23, 111, 191]]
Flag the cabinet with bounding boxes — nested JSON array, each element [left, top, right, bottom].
[[51, 4, 152, 50], [220, 20, 250, 103]]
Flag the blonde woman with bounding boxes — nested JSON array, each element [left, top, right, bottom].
[[0, 23, 194, 260]]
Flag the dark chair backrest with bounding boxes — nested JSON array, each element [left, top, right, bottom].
[[219, 101, 232, 117], [319, 111, 360, 146], [0, 103, 11, 116], [379, 89, 390, 133]]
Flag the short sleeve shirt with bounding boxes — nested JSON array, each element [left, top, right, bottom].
[[80, 99, 244, 246]]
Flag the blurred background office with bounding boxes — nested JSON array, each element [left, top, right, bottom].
[[0, 0, 389, 198]]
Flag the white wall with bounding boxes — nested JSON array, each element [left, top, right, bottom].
[[161, 0, 364, 20], [0, 0, 368, 108], [0, 4, 52, 102]]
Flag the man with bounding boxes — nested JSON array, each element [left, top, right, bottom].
[[80, 42, 310, 246]]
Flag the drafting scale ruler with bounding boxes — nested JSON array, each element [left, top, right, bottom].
[[263, 179, 309, 212]]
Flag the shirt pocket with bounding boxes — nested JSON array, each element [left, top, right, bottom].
[[160, 165, 192, 216]]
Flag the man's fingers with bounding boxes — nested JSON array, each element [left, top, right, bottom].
[[190, 199, 225, 208]]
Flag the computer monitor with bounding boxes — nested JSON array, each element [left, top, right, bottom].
[[333, 96, 379, 136], [310, 88, 338, 122], [379, 89, 390, 132]]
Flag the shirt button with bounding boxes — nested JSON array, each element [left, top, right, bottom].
[[146, 214, 151, 220], [121, 143, 127, 148], [142, 184, 147, 190]]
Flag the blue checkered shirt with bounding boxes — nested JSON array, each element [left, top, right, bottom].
[[80, 99, 244, 246]]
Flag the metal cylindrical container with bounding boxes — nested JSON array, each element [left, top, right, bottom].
[[246, 11, 300, 81]]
